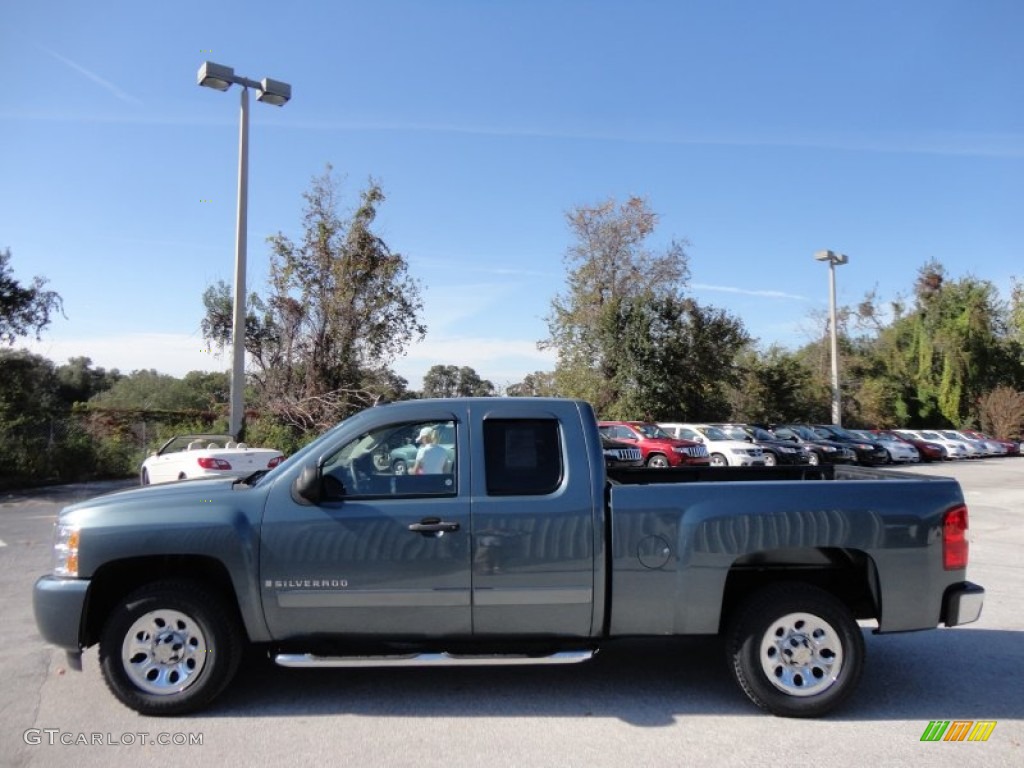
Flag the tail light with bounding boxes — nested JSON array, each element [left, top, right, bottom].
[[268, 456, 284, 469], [198, 457, 232, 470], [943, 505, 969, 570]]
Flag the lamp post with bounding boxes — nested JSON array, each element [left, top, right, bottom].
[[197, 62, 291, 439], [814, 250, 848, 426]]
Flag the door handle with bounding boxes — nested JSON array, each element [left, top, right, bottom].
[[408, 519, 460, 535]]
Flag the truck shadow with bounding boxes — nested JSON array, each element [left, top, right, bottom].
[[214, 628, 1023, 724]]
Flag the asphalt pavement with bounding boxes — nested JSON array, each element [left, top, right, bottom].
[[1, 465, 1021, 768]]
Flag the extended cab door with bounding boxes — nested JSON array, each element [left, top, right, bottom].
[[469, 403, 602, 638], [260, 408, 471, 640]]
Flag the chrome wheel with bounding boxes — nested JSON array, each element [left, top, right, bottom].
[[726, 583, 864, 717], [762, 453, 777, 467], [392, 458, 408, 475], [759, 611, 843, 697], [99, 581, 242, 715], [646, 454, 669, 469], [710, 453, 728, 467], [122, 609, 208, 695]]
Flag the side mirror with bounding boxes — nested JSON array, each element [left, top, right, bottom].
[[291, 463, 324, 505]]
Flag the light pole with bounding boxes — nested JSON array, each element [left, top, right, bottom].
[[197, 62, 291, 439], [814, 250, 848, 426]]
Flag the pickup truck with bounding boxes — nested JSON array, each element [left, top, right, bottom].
[[33, 398, 985, 718]]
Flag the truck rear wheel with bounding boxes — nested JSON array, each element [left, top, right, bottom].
[[725, 583, 864, 717], [99, 580, 242, 716]]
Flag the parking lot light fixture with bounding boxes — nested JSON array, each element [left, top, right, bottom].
[[196, 61, 291, 439], [814, 250, 849, 426]]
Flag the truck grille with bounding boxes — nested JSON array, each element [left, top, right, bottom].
[[686, 445, 710, 458]]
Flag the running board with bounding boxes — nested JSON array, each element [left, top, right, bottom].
[[274, 649, 596, 668]]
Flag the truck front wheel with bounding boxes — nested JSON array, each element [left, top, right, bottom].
[[725, 583, 864, 717], [99, 580, 242, 716]]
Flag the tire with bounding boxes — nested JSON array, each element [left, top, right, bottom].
[[646, 454, 669, 469], [726, 583, 864, 718], [392, 458, 408, 475], [141, 468, 150, 486], [99, 581, 243, 716], [710, 453, 728, 467], [762, 453, 777, 467], [806, 451, 820, 466]]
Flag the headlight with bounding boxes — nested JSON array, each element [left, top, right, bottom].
[[821, 446, 836, 452], [53, 523, 80, 578]]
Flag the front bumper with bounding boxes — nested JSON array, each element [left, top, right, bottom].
[[33, 575, 90, 651], [942, 581, 985, 627]]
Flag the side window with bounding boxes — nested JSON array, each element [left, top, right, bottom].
[[321, 419, 457, 499], [483, 419, 563, 496]]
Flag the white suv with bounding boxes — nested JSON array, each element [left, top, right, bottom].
[[659, 423, 765, 467]]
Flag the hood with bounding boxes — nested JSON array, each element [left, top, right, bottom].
[[59, 477, 242, 519]]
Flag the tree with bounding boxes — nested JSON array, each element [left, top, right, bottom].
[[421, 365, 495, 398], [56, 357, 121, 406], [506, 371, 559, 397], [0, 350, 61, 478], [729, 346, 825, 425], [609, 296, 750, 421], [542, 196, 690, 413], [89, 369, 224, 412], [977, 386, 1024, 439], [202, 167, 426, 431], [0, 247, 63, 344]]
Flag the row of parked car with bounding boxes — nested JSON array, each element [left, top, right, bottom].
[[598, 420, 1022, 469]]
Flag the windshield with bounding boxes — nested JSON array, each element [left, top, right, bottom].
[[634, 424, 672, 439], [720, 426, 750, 440], [919, 431, 941, 439], [699, 426, 729, 441]]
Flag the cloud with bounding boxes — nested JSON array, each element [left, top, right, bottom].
[[20, 330, 557, 391], [22, 333, 223, 377], [691, 283, 812, 301], [40, 46, 143, 105]]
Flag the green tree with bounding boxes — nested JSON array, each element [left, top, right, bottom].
[[506, 371, 559, 397], [90, 370, 222, 412], [542, 196, 690, 413], [729, 346, 825, 424], [0, 247, 63, 344], [421, 365, 495, 398], [202, 166, 426, 432], [55, 357, 121, 406], [0, 350, 61, 479], [609, 296, 750, 421]]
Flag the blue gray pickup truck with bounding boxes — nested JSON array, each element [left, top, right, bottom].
[[33, 398, 984, 717]]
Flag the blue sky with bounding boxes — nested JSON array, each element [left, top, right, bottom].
[[3, 0, 1022, 390]]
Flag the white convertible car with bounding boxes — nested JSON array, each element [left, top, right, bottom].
[[140, 434, 284, 485]]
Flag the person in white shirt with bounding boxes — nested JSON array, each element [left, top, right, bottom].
[[412, 426, 449, 474]]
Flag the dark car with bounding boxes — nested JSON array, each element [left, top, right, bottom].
[[715, 424, 810, 466], [770, 425, 858, 466], [812, 424, 889, 466], [875, 430, 946, 463], [601, 434, 644, 468]]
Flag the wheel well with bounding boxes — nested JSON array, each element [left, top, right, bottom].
[[719, 548, 879, 631], [81, 556, 241, 647]]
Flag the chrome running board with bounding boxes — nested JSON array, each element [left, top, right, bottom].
[[274, 649, 596, 668]]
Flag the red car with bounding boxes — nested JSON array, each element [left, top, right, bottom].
[[873, 430, 946, 462], [598, 421, 711, 468], [961, 429, 1021, 457]]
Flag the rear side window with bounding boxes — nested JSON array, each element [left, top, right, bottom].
[[483, 419, 563, 496]]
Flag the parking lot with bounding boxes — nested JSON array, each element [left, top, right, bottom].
[[2, 463, 1021, 768]]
